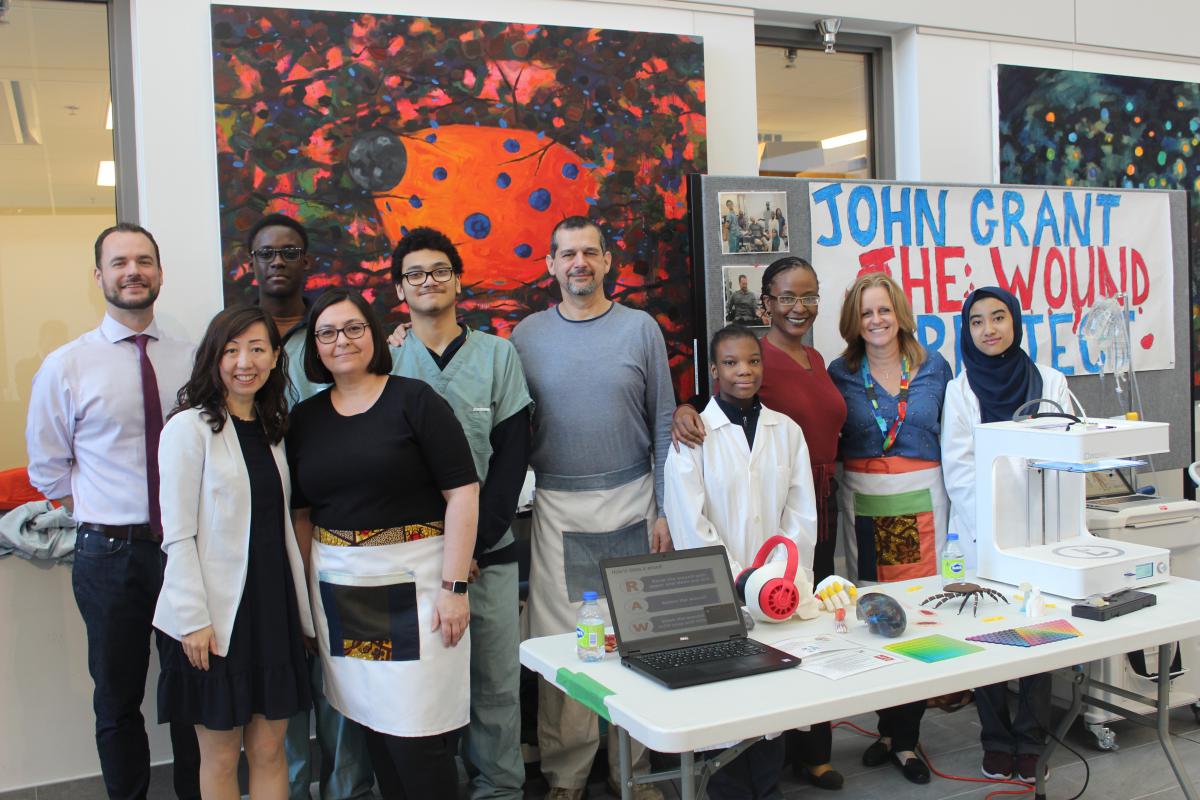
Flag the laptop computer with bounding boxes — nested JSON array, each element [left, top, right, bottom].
[[598, 546, 800, 689]]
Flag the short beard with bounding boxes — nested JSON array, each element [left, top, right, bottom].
[[105, 285, 159, 310], [566, 280, 598, 297]]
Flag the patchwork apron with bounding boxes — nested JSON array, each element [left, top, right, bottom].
[[310, 524, 469, 737], [526, 471, 657, 638], [838, 456, 948, 584]]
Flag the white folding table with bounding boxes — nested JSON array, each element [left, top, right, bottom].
[[520, 576, 1200, 800]]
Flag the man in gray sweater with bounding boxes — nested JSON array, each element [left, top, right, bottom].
[[511, 216, 674, 800]]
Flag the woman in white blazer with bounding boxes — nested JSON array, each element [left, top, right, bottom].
[[154, 305, 313, 800], [940, 286, 1067, 785]]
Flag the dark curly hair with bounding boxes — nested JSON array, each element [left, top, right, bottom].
[[390, 226, 464, 283], [169, 305, 290, 443]]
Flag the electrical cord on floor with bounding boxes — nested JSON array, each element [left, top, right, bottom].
[[831, 719, 1034, 800], [1018, 679, 1090, 800]]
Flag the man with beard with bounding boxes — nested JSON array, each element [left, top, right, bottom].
[[244, 212, 376, 800], [510, 216, 674, 800], [26, 223, 201, 800]]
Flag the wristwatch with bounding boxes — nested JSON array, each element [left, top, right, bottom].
[[441, 579, 469, 595]]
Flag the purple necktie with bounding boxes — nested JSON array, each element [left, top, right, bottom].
[[130, 334, 164, 538]]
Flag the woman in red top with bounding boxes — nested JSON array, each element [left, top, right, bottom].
[[674, 256, 847, 791]]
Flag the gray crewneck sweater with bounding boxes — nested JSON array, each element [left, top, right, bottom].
[[510, 302, 675, 514]]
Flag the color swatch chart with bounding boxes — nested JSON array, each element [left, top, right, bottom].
[[883, 634, 985, 663], [966, 619, 1082, 648]]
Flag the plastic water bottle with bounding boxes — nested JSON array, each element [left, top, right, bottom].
[[576, 591, 605, 662], [940, 533, 966, 587]]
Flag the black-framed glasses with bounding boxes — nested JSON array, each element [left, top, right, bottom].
[[402, 267, 456, 286], [764, 293, 820, 309], [251, 246, 305, 263], [313, 321, 369, 345]]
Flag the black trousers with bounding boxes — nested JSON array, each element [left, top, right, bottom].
[[364, 728, 460, 800], [704, 737, 785, 800], [876, 701, 926, 752], [71, 529, 200, 800], [784, 723, 832, 769]]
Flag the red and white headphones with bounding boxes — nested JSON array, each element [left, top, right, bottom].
[[734, 535, 810, 623]]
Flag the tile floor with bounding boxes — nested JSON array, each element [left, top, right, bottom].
[[6, 701, 1198, 799]]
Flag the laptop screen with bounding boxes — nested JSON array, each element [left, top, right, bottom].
[[602, 547, 744, 650]]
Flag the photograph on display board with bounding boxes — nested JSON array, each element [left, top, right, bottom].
[[209, 5, 707, 394], [718, 191, 789, 254], [995, 64, 1200, 394], [722, 265, 769, 328]]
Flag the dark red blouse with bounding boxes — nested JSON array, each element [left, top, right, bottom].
[[757, 337, 846, 470]]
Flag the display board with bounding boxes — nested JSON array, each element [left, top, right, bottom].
[[686, 174, 1192, 470]]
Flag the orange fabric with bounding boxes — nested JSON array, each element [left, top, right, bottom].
[[842, 456, 939, 476], [0, 468, 46, 511]]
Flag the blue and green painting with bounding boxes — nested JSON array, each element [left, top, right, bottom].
[[996, 64, 1200, 393]]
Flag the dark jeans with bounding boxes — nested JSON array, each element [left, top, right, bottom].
[[72, 529, 200, 800], [976, 674, 1051, 756], [364, 729, 460, 800], [876, 701, 926, 752]]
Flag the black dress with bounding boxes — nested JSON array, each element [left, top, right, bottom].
[[158, 416, 311, 730]]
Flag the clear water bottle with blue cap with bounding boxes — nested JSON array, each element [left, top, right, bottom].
[[940, 532, 965, 587], [576, 591, 605, 662]]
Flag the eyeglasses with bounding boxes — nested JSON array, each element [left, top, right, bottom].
[[401, 267, 456, 286], [313, 321, 369, 345], [764, 293, 820, 308], [251, 246, 305, 263]]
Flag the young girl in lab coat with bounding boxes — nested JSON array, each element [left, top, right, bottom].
[[941, 286, 1069, 785], [665, 324, 818, 800]]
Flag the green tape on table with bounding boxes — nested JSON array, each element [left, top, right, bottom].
[[555, 668, 615, 722]]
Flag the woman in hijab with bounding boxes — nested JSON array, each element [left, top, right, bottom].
[[941, 286, 1069, 786]]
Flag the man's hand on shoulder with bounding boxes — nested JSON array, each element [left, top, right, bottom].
[[387, 322, 412, 348]]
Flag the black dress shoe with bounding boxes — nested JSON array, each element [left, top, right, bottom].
[[861, 738, 890, 767], [802, 767, 844, 791], [890, 752, 931, 785]]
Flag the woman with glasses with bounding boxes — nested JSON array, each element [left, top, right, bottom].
[[155, 305, 313, 799], [286, 288, 480, 800], [673, 256, 847, 791], [827, 272, 953, 785]]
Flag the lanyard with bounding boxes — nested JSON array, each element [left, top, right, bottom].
[[861, 357, 910, 452]]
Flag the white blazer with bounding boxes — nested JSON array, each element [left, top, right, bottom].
[[664, 398, 817, 579], [941, 363, 1070, 569], [153, 408, 314, 656]]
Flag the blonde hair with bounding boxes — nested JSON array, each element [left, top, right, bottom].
[[837, 271, 927, 372]]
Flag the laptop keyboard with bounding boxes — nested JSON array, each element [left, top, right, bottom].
[[636, 639, 767, 669]]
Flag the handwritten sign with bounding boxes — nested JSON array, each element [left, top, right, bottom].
[[808, 182, 1174, 373]]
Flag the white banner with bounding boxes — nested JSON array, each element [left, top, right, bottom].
[[808, 182, 1175, 374]]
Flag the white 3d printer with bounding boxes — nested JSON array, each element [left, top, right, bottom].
[[974, 416, 1171, 599]]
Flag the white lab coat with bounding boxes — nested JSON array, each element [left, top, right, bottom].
[[664, 398, 817, 581], [941, 364, 1070, 568]]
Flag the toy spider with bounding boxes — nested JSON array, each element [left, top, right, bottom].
[[920, 582, 1010, 616]]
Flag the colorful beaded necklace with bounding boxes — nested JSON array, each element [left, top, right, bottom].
[[860, 356, 910, 452]]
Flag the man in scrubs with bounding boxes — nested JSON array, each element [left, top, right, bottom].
[[390, 226, 534, 800], [510, 216, 675, 800]]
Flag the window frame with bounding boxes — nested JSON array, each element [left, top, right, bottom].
[[754, 25, 894, 180]]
